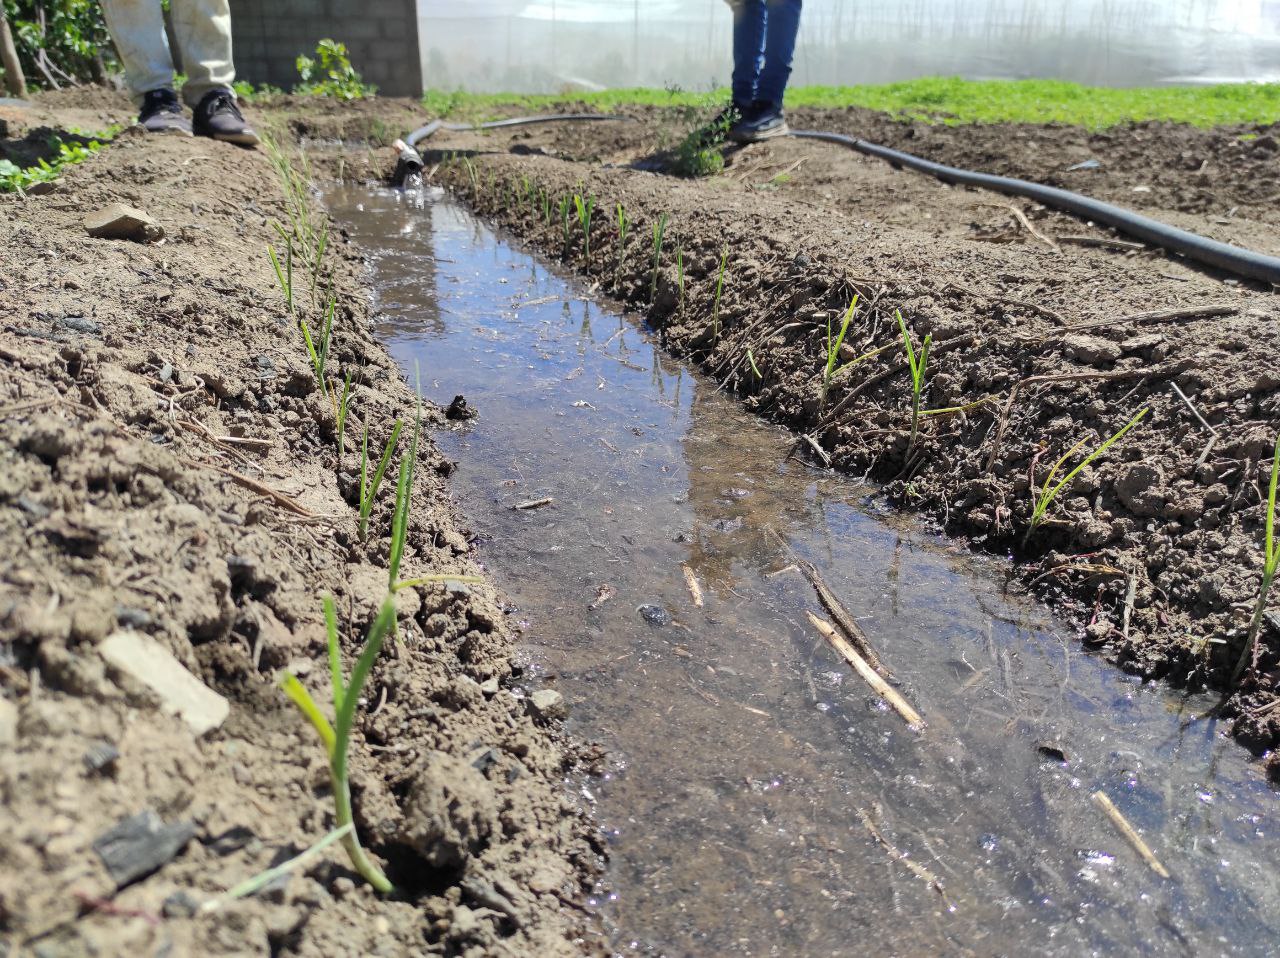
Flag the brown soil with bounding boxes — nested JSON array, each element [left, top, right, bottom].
[[1, 94, 604, 956], [416, 102, 1280, 755]]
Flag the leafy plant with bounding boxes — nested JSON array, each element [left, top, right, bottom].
[[1024, 407, 1149, 546], [671, 107, 731, 178], [295, 38, 374, 100], [573, 193, 595, 267], [896, 310, 932, 453], [712, 243, 728, 339], [650, 213, 669, 302], [4, 0, 115, 89], [358, 420, 403, 542], [0, 132, 112, 193], [1233, 434, 1280, 682]]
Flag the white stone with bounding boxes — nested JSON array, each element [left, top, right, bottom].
[[99, 630, 229, 736]]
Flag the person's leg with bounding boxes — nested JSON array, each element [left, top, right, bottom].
[[756, 0, 802, 108], [729, 0, 766, 110], [170, 0, 259, 146], [99, 0, 176, 104], [168, 0, 235, 105]]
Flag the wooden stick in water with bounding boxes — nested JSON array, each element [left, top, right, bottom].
[[808, 612, 924, 729], [681, 564, 704, 607], [1091, 789, 1170, 879]]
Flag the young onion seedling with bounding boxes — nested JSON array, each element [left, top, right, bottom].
[[615, 203, 631, 279], [559, 196, 573, 254], [1024, 407, 1149, 546], [1233, 433, 1280, 682], [896, 310, 932, 454], [574, 193, 595, 268], [821, 295, 860, 406], [712, 243, 728, 339], [676, 244, 685, 316], [358, 419, 403, 542], [650, 213, 669, 303], [335, 372, 353, 459]]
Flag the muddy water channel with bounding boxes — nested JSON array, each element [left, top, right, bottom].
[[328, 185, 1277, 956]]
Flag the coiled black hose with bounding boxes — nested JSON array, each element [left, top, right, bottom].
[[395, 113, 1280, 286]]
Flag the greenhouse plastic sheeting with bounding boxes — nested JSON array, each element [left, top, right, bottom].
[[417, 0, 1280, 92]]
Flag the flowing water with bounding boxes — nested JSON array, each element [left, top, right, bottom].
[[328, 185, 1279, 957]]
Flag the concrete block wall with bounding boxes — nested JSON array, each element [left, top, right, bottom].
[[228, 0, 422, 98]]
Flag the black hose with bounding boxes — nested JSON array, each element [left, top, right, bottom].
[[395, 112, 1280, 286], [792, 129, 1280, 286]]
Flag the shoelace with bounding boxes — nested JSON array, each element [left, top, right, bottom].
[[207, 93, 244, 120]]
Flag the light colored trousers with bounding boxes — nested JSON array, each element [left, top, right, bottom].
[[100, 0, 236, 105]]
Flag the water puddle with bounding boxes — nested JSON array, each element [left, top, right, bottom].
[[327, 185, 1278, 956]]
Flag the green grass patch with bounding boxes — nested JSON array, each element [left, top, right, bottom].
[[421, 78, 1280, 130]]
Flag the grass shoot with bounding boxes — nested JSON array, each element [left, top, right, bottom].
[[559, 195, 573, 253], [896, 310, 932, 453], [1024, 407, 1149, 546], [335, 372, 353, 458], [573, 193, 595, 267], [615, 203, 631, 278], [358, 420, 403, 541], [1233, 433, 1280, 683], [712, 243, 728, 339], [821, 295, 860, 406], [650, 213, 669, 302], [676, 244, 685, 315]]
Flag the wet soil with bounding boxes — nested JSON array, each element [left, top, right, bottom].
[[418, 103, 1280, 752], [1, 95, 602, 955]]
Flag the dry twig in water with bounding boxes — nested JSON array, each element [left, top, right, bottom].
[[1091, 789, 1170, 879], [808, 612, 923, 728], [681, 565, 704, 607], [857, 806, 953, 909]]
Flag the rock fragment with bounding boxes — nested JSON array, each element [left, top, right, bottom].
[[98, 630, 229, 736], [92, 810, 194, 888], [529, 689, 568, 721], [83, 203, 163, 242]]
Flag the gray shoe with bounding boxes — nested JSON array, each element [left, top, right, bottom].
[[138, 89, 192, 136], [729, 101, 790, 143], [193, 90, 260, 147]]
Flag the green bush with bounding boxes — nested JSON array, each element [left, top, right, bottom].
[[2, 0, 114, 88], [295, 39, 374, 100]]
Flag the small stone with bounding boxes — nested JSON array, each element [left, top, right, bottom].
[[82, 739, 120, 773], [55, 316, 101, 335], [83, 203, 163, 242], [162, 890, 199, 918], [114, 605, 152, 629], [529, 689, 568, 721], [93, 810, 194, 888], [479, 677, 499, 695], [1062, 334, 1122, 366], [331, 876, 356, 899], [1083, 621, 1113, 646], [99, 630, 230, 736], [0, 697, 17, 747], [445, 395, 477, 421], [637, 604, 672, 627]]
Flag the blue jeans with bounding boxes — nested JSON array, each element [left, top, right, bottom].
[[730, 0, 802, 109]]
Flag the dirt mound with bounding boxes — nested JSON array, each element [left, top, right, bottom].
[[1, 106, 602, 953]]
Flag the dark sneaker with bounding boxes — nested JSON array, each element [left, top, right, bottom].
[[192, 90, 260, 147], [729, 101, 790, 143], [138, 89, 192, 136]]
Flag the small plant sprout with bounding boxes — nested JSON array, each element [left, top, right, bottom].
[[358, 420, 403, 542], [821, 295, 860, 406], [1024, 407, 1149, 547], [650, 213, 669, 302], [542, 189, 553, 226], [559, 196, 573, 253], [573, 193, 596, 267], [615, 203, 631, 278], [748, 347, 763, 380], [335, 372, 353, 458], [1233, 433, 1280, 683], [712, 243, 728, 339], [461, 157, 479, 198], [299, 294, 336, 398], [676, 244, 685, 315], [268, 238, 295, 317], [281, 596, 396, 893], [896, 310, 932, 453]]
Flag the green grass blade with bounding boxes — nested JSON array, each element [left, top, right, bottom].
[[201, 824, 354, 913], [323, 595, 345, 708], [280, 673, 335, 753]]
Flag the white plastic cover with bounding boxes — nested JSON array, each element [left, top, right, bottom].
[[418, 0, 1280, 93]]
